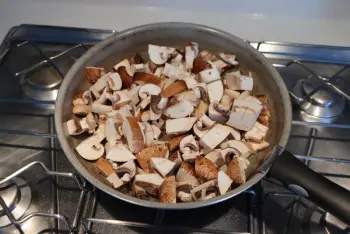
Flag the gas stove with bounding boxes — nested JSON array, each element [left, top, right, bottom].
[[0, 24, 349, 234]]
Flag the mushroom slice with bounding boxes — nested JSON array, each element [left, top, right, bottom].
[[134, 173, 164, 197], [195, 156, 219, 180], [193, 121, 210, 138], [198, 68, 221, 83], [150, 158, 176, 177], [236, 90, 251, 100], [122, 117, 145, 153], [152, 118, 165, 129], [140, 122, 154, 146], [177, 190, 193, 202], [208, 102, 227, 124], [73, 104, 92, 116], [134, 72, 161, 85], [225, 71, 253, 91], [66, 119, 84, 135], [194, 100, 209, 119], [105, 117, 122, 143], [85, 67, 105, 83], [219, 53, 239, 66], [230, 128, 241, 141], [116, 66, 134, 88], [226, 157, 247, 186], [95, 158, 124, 189], [245, 95, 262, 104], [138, 96, 151, 110], [159, 176, 176, 203], [183, 76, 198, 89], [139, 83, 161, 99], [174, 91, 199, 107], [136, 144, 168, 173], [73, 92, 84, 105], [185, 43, 198, 70], [219, 164, 228, 172], [151, 124, 161, 140], [148, 44, 176, 65], [141, 110, 151, 122], [91, 102, 113, 114], [107, 73, 123, 91], [76, 134, 105, 160], [168, 151, 182, 169], [220, 147, 240, 164], [113, 59, 135, 76], [164, 100, 194, 118], [199, 114, 215, 127], [168, 134, 188, 151], [244, 121, 268, 142], [207, 80, 224, 103], [220, 140, 251, 156], [179, 135, 200, 163], [218, 171, 233, 195], [190, 180, 217, 201], [193, 56, 211, 74], [113, 91, 132, 109], [129, 52, 144, 64], [210, 59, 230, 74], [165, 117, 197, 135], [160, 80, 187, 98], [199, 124, 232, 150], [247, 141, 270, 152], [205, 150, 225, 167], [116, 160, 137, 180], [176, 162, 199, 187], [106, 143, 136, 162]]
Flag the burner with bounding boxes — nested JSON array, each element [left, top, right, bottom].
[[0, 177, 32, 227], [19, 52, 74, 101], [292, 75, 345, 122]]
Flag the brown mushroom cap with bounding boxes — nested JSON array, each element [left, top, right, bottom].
[[226, 157, 245, 186], [159, 176, 176, 203], [192, 57, 211, 74], [195, 156, 219, 180], [134, 72, 161, 85], [116, 66, 134, 88], [136, 144, 168, 173], [160, 80, 187, 98], [168, 134, 188, 151], [122, 117, 145, 153], [85, 67, 105, 83]]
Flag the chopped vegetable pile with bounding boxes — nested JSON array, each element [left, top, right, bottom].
[[67, 42, 271, 203]]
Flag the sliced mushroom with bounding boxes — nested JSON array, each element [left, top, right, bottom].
[[66, 119, 84, 135], [113, 59, 135, 77], [168, 151, 182, 169], [236, 91, 251, 100], [185, 43, 198, 70], [244, 121, 268, 142], [140, 122, 154, 146], [107, 73, 123, 91], [225, 71, 253, 91], [116, 160, 137, 183], [220, 140, 251, 156], [152, 118, 165, 129], [194, 100, 209, 119], [122, 117, 145, 153], [193, 121, 210, 138], [208, 102, 227, 124], [76, 134, 105, 160], [164, 100, 194, 118], [195, 156, 219, 180], [177, 189, 193, 202], [162, 62, 188, 79], [165, 117, 197, 135], [134, 72, 161, 85], [205, 150, 225, 167], [198, 68, 221, 83], [183, 76, 198, 89], [91, 102, 112, 114], [176, 162, 199, 187], [134, 173, 164, 196], [95, 158, 124, 189], [139, 84, 161, 99], [151, 124, 162, 140], [190, 179, 217, 201], [174, 91, 199, 107], [247, 140, 270, 152], [159, 176, 176, 203], [85, 67, 105, 83], [219, 53, 238, 66], [160, 80, 187, 98], [73, 91, 84, 105], [217, 171, 233, 195], [179, 135, 199, 162], [210, 59, 230, 74], [73, 104, 92, 116], [226, 157, 247, 186], [199, 114, 215, 127], [168, 134, 188, 151], [219, 164, 227, 172], [138, 96, 151, 110], [230, 128, 241, 141], [192, 56, 211, 74], [105, 117, 122, 143], [89, 72, 109, 98], [136, 144, 168, 173], [148, 44, 176, 65], [116, 66, 134, 88], [220, 147, 240, 164], [150, 157, 176, 177], [106, 143, 136, 162], [141, 110, 151, 122], [199, 124, 232, 150], [207, 80, 224, 103]]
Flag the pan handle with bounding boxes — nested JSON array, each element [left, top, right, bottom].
[[269, 150, 350, 224]]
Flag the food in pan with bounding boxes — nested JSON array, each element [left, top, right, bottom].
[[67, 42, 271, 203]]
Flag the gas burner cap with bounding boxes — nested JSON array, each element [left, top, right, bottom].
[[292, 76, 345, 121], [0, 177, 32, 227]]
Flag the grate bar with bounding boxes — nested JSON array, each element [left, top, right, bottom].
[[0, 129, 56, 138]]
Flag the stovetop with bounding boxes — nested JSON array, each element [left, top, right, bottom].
[[0, 24, 350, 234]]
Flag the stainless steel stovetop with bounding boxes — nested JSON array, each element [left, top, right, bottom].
[[0, 24, 350, 234]]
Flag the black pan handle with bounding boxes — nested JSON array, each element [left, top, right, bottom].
[[269, 150, 350, 224]]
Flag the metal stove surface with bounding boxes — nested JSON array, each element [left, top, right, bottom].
[[0, 25, 349, 234]]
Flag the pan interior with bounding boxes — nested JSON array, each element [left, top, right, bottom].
[[55, 23, 290, 209]]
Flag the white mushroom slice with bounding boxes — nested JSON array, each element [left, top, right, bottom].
[[224, 89, 240, 99], [151, 124, 161, 140], [92, 102, 113, 114], [106, 143, 136, 162], [219, 53, 239, 65], [225, 71, 253, 91], [205, 150, 225, 167], [199, 114, 215, 127], [162, 63, 184, 79], [174, 91, 199, 107], [218, 171, 233, 195], [245, 95, 262, 104], [157, 97, 168, 109], [208, 102, 228, 124], [105, 117, 122, 143], [89, 72, 109, 98], [116, 160, 137, 179], [220, 147, 241, 164], [182, 150, 198, 163], [193, 122, 210, 138], [164, 100, 194, 118], [81, 115, 96, 133], [152, 118, 165, 129], [183, 76, 198, 89], [138, 84, 161, 99], [150, 108, 162, 121], [106, 173, 124, 189], [105, 140, 116, 155], [113, 58, 135, 76], [219, 164, 227, 172], [154, 66, 164, 77], [171, 53, 183, 65], [113, 91, 131, 109], [73, 104, 92, 116], [134, 173, 164, 196], [73, 97, 84, 106], [118, 105, 133, 119], [211, 60, 229, 74], [179, 135, 198, 152], [244, 122, 268, 142], [177, 191, 193, 202], [248, 141, 270, 152], [126, 85, 141, 105], [220, 140, 251, 156], [141, 111, 151, 122], [201, 192, 217, 200], [236, 91, 251, 100], [150, 158, 176, 177], [198, 68, 221, 83], [107, 73, 122, 91], [185, 45, 195, 70], [133, 63, 144, 71], [148, 45, 176, 65], [176, 166, 199, 187], [190, 180, 216, 201], [138, 96, 151, 109], [165, 117, 197, 135], [199, 124, 232, 149], [66, 119, 85, 136], [168, 151, 182, 169], [207, 80, 224, 102], [230, 128, 241, 141], [76, 134, 105, 160], [141, 122, 154, 146], [122, 117, 145, 153]]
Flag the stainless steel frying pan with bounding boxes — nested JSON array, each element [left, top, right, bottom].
[[54, 22, 350, 223]]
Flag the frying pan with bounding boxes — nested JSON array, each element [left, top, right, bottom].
[[54, 22, 350, 223]]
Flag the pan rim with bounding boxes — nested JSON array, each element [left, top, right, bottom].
[[55, 22, 292, 209]]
